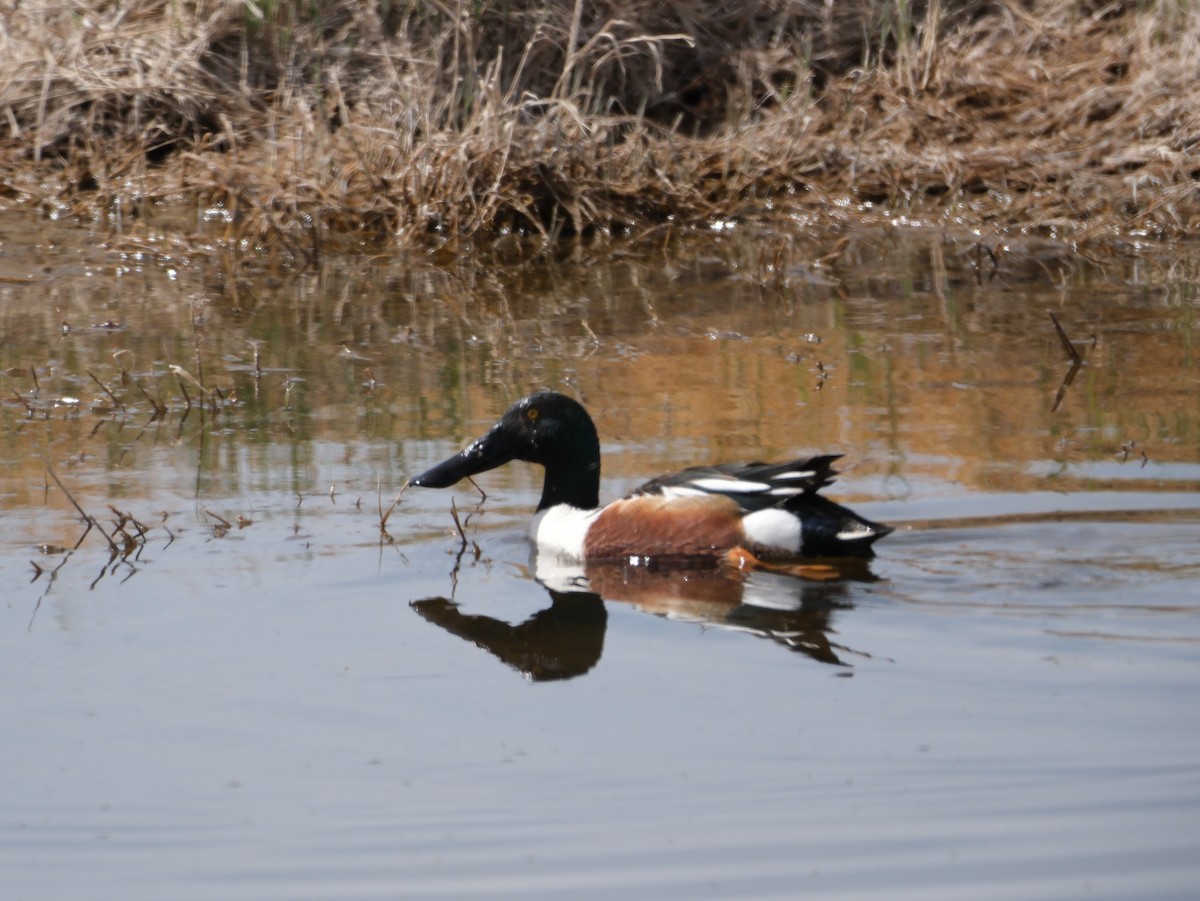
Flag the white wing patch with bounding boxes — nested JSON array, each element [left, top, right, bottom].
[[770, 470, 816, 480], [686, 477, 771, 494], [836, 522, 878, 541], [741, 508, 802, 555], [657, 485, 711, 500]]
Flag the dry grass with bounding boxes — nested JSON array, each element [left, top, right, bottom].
[[1, 0, 1198, 258]]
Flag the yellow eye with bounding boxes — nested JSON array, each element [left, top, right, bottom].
[[526, 407, 539, 422]]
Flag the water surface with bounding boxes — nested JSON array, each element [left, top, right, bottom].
[[2, 209, 1198, 898]]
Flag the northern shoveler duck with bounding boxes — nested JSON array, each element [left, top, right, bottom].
[[410, 391, 892, 567]]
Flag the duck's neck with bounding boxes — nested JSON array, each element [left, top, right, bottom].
[[538, 459, 600, 511], [537, 415, 601, 513]]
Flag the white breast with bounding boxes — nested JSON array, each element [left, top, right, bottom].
[[530, 505, 602, 562]]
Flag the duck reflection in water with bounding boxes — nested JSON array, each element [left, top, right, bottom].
[[411, 554, 880, 681], [409, 390, 891, 681]]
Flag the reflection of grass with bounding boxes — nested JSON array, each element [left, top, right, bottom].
[[2, 222, 1197, 540], [2, 1, 1198, 256]]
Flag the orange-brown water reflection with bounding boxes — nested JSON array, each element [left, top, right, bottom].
[[3, 209, 1196, 531]]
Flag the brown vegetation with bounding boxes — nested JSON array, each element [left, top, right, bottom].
[[1, 0, 1198, 259]]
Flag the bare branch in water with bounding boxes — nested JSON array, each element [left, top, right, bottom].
[[1049, 312, 1085, 413], [87, 369, 127, 414], [1049, 312, 1082, 364], [35, 447, 123, 560]]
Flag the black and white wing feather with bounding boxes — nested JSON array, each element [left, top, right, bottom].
[[630, 454, 842, 511], [630, 454, 891, 557]]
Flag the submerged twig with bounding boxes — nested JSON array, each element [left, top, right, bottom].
[[445, 497, 484, 590], [189, 298, 206, 400], [448, 497, 482, 566], [1049, 311, 1085, 412], [202, 509, 232, 527], [174, 371, 192, 410], [449, 498, 468, 552], [34, 447, 123, 560], [201, 508, 232, 537], [11, 388, 34, 416], [129, 376, 167, 419], [87, 369, 126, 414], [28, 550, 75, 629], [170, 364, 211, 413], [467, 476, 487, 501], [1049, 311, 1082, 365], [379, 477, 408, 541]]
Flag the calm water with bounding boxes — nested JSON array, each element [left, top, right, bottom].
[[2, 208, 1199, 899]]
